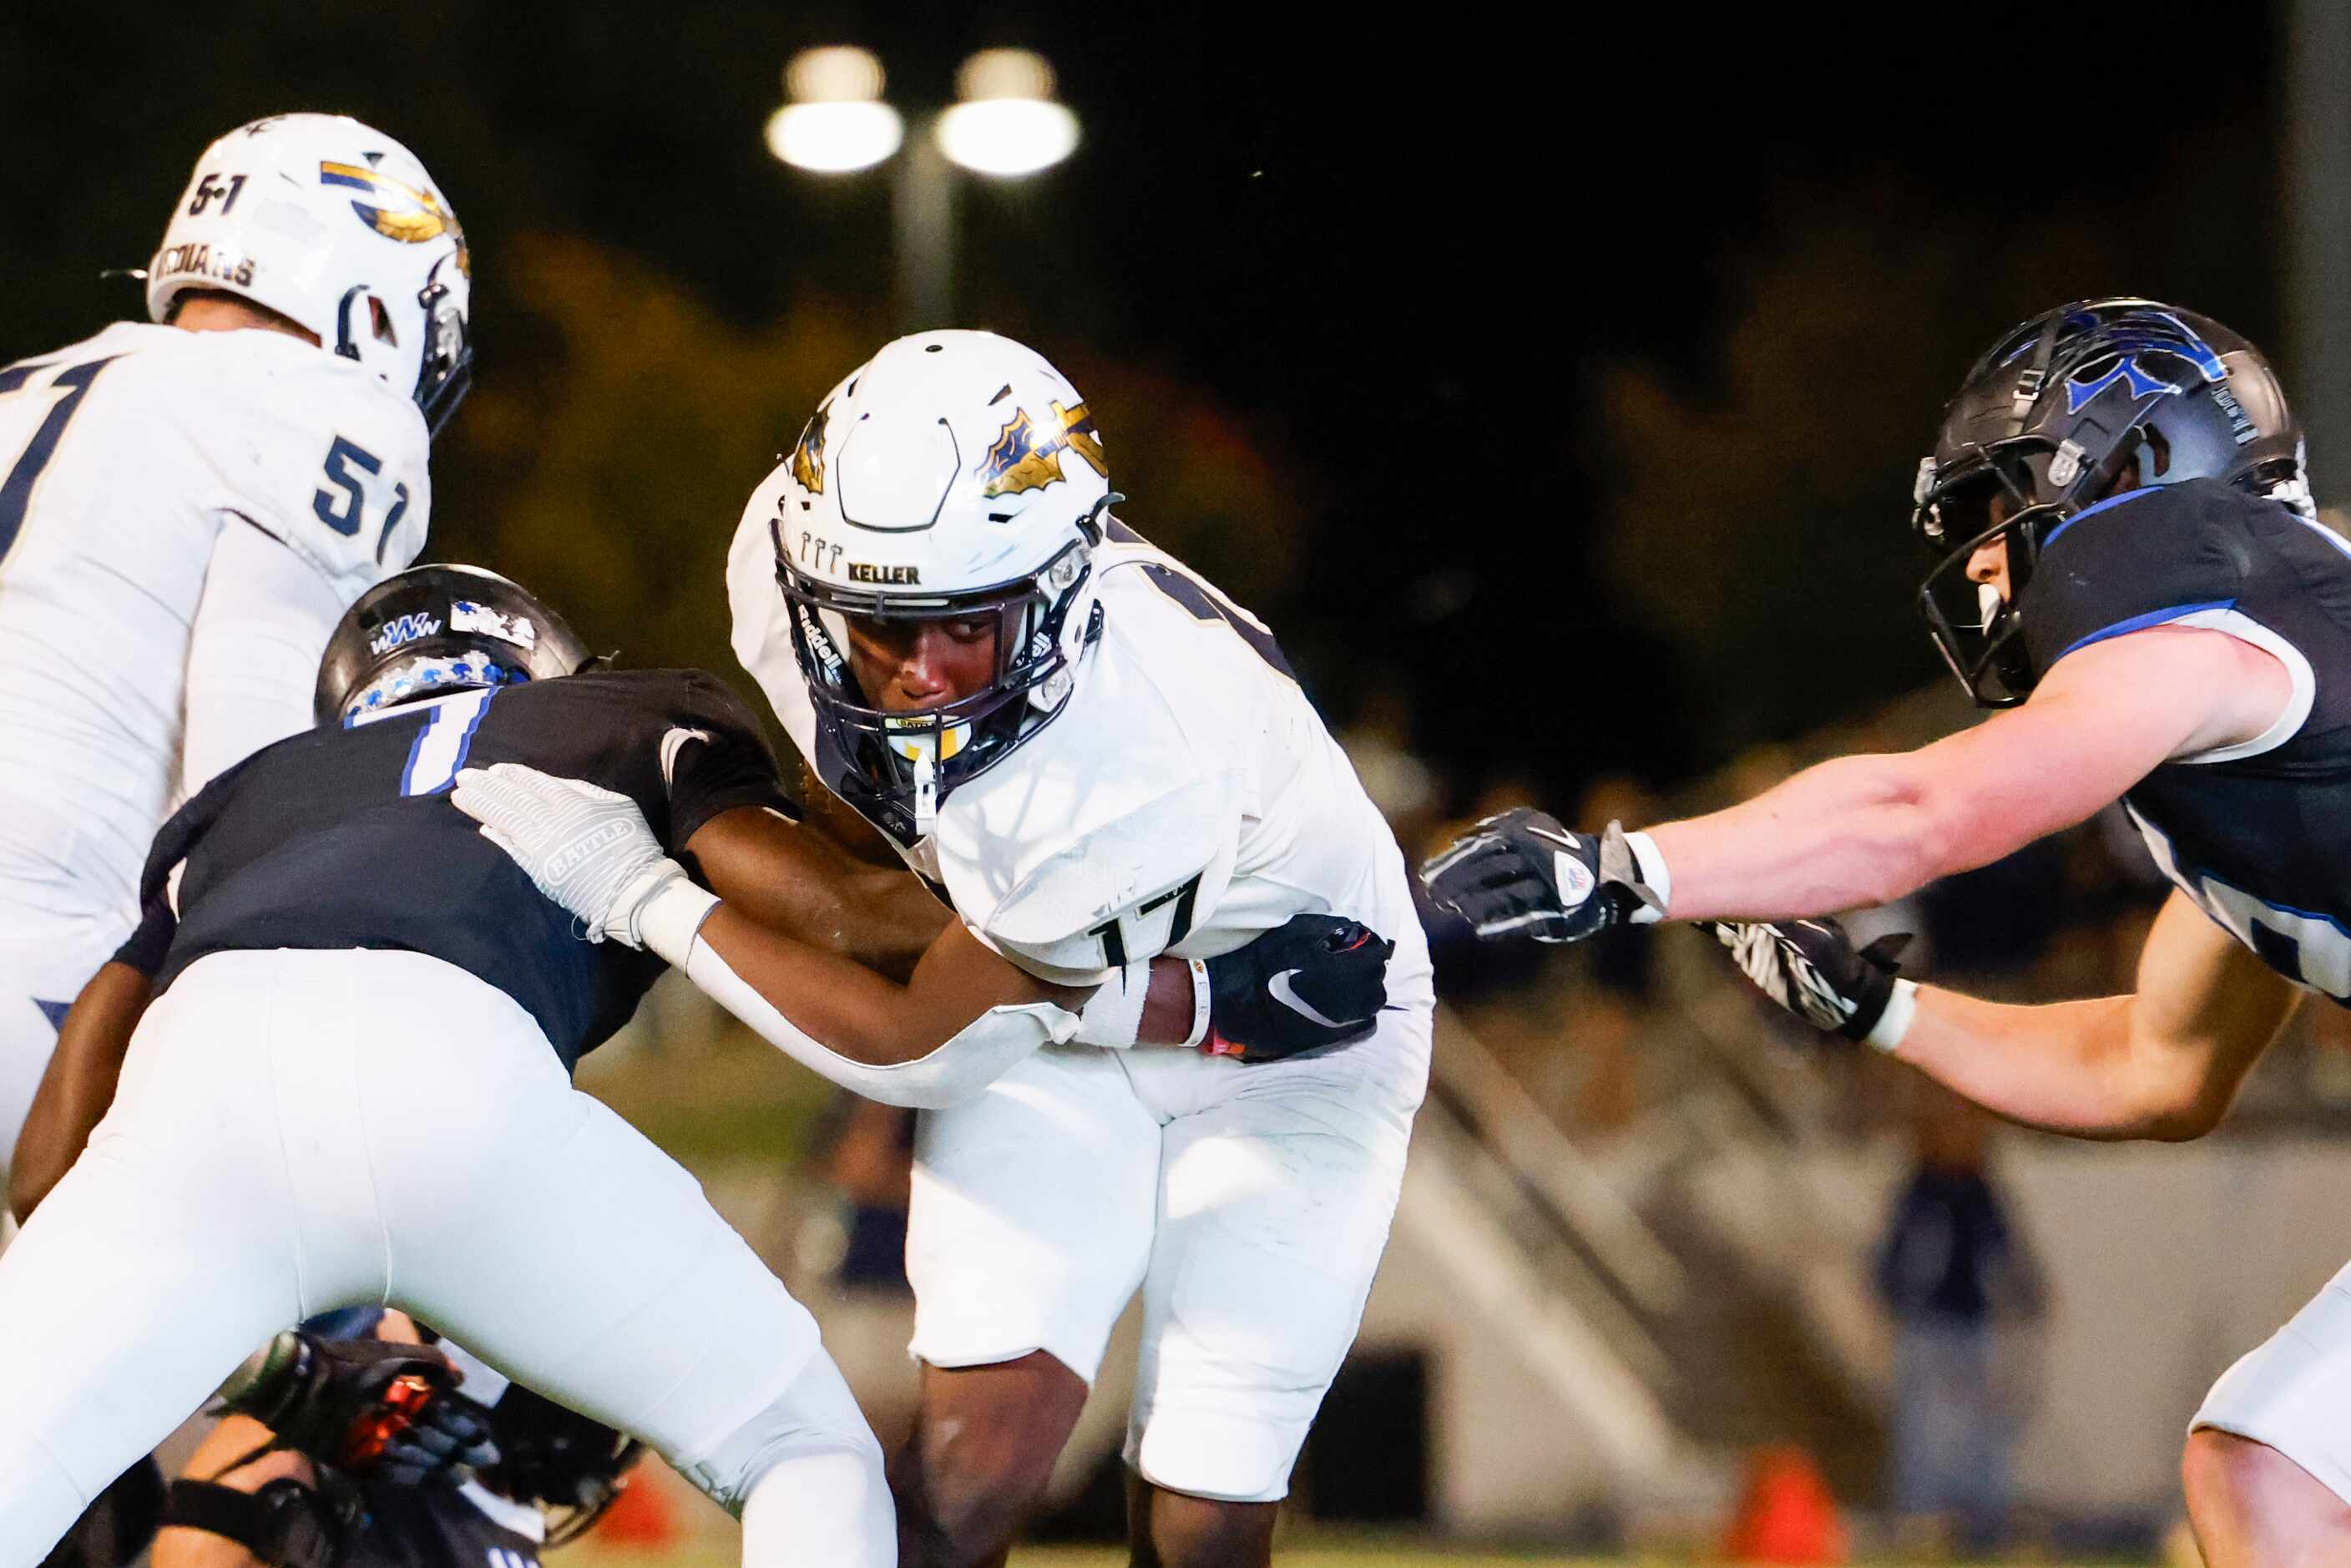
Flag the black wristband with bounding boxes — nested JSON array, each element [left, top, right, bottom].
[[163, 1479, 345, 1568]]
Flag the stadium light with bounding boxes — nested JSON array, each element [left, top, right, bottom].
[[765, 47, 1079, 326], [766, 47, 903, 173], [935, 50, 1080, 177]]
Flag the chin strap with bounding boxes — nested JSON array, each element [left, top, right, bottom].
[[911, 751, 938, 838]]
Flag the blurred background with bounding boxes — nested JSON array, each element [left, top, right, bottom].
[[10, 0, 2351, 1560]]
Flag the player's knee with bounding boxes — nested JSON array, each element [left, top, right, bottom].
[[2182, 1426, 2351, 1566], [1138, 1487, 1277, 1568], [675, 1356, 883, 1516], [897, 1352, 1084, 1551], [894, 1423, 1059, 1557], [2183, 1425, 2237, 1508]]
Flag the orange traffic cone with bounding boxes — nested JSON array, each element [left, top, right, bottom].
[[1722, 1445, 1848, 1564], [589, 1454, 680, 1548]]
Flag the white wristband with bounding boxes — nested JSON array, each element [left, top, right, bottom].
[[1182, 959, 1212, 1049], [1622, 831, 1672, 924], [1866, 979, 1919, 1054], [1075, 959, 1154, 1048], [637, 873, 720, 968]]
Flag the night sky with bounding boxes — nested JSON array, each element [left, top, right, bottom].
[[0, 1, 2287, 803]]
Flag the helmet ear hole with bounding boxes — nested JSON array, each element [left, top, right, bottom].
[[2141, 422, 2172, 479], [368, 295, 398, 346]]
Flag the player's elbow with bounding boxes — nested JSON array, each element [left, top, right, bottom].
[[2124, 1051, 2236, 1143], [2140, 1095, 2227, 1143]]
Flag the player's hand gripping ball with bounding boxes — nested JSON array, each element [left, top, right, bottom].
[[452, 763, 687, 947], [1419, 809, 1661, 943], [1203, 913, 1393, 1063], [1711, 918, 1911, 1044]]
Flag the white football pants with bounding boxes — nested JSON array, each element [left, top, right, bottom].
[[0, 948, 890, 1565]]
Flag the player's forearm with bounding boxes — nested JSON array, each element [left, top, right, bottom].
[[664, 900, 1073, 1106], [154, 1415, 316, 1568], [1647, 753, 1963, 920], [689, 805, 947, 982], [696, 903, 1075, 1065], [12, 961, 151, 1220], [1890, 988, 2220, 1141], [660, 893, 1204, 1105]]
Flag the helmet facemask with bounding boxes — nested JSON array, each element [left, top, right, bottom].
[[1914, 441, 2086, 707], [412, 260, 473, 438], [779, 536, 1094, 842]]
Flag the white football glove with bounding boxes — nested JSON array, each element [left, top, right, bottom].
[[450, 763, 687, 948]]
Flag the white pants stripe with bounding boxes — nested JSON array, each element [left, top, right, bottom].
[[0, 948, 883, 1564]]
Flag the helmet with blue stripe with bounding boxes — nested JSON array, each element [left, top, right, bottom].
[[1914, 299, 2307, 706]]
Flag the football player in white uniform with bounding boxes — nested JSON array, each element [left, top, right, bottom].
[[0, 112, 467, 1209], [720, 331, 1438, 1565]]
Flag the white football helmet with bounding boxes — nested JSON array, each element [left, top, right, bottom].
[[145, 113, 473, 436], [746, 329, 1116, 843]]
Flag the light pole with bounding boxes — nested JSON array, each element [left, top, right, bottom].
[[765, 46, 1079, 331]]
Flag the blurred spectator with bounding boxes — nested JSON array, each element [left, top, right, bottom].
[[1874, 1091, 2045, 1554]]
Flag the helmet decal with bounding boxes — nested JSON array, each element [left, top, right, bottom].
[[977, 399, 1107, 499], [2064, 355, 2182, 413], [790, 403, 830, 495], [1055, 400, 1107, 477], [367, 610, 443, 657], [450, 598, 538, 649], [319, 160, 463, 250]]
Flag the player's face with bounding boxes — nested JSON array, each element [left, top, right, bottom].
[[843, 612, 1004, 712], [1966, 489, 2017, 603]]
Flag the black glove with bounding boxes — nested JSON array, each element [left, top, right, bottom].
[[1711, 918, 1912, 1044], [1203, 913, 1393, 1063], [1419, 809, 1661, 943], [222, 1331, 501, 1485]]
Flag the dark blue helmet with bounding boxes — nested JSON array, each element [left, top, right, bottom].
[[1913, 299, 2307, 706], [314, 564, 596, 725]]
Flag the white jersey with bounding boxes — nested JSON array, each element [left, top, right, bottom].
[[0, 322, 430, 917], [730, 517, 1435, 1008]]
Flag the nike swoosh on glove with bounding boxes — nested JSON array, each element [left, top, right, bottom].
[[1203, 913, 1394, 1064], [450, 763, 689, 947]]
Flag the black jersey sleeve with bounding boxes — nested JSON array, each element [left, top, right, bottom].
[[111, 897, 178, 978], [2020, 479, 2256, 676], [113, 750, 263, 976], [662, 672, 796, 848]]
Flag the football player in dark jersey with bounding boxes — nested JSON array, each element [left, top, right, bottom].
[[1420, 300, 2351, 1565], [0, 564, 1393, 1565]]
